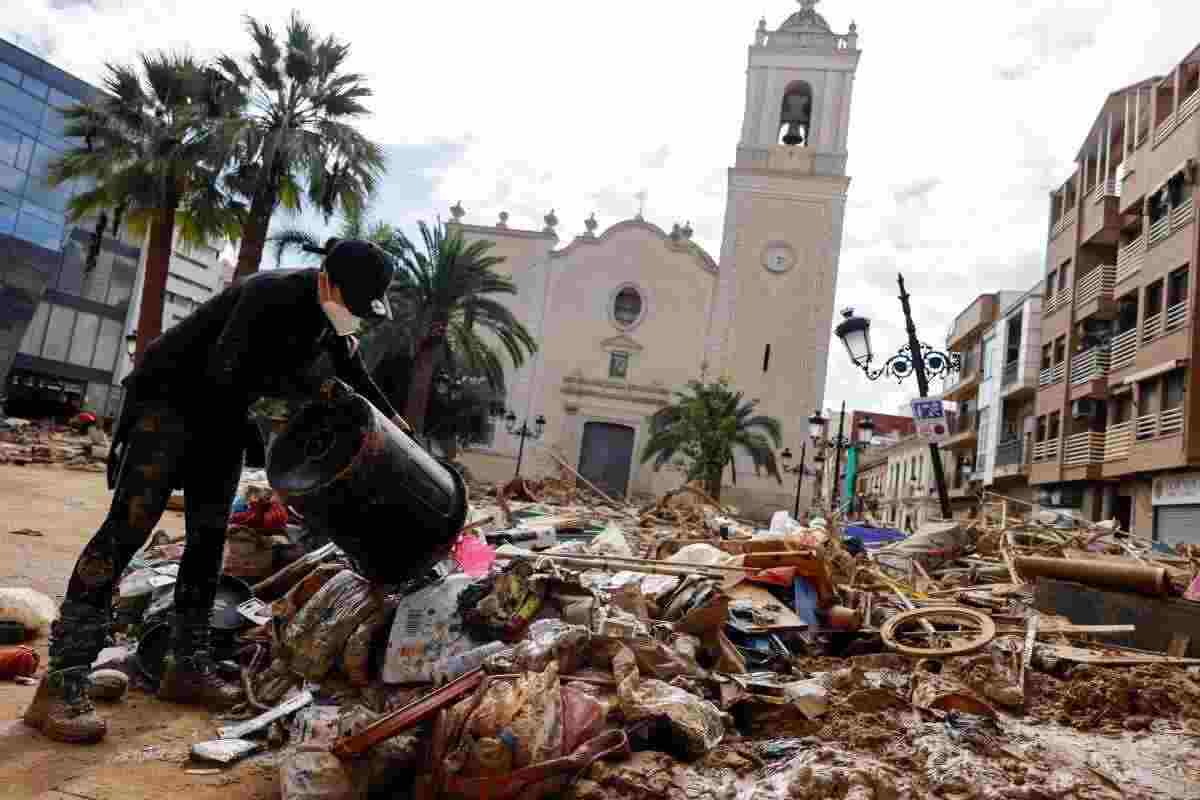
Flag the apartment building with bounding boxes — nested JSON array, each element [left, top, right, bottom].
[[941, 290, 1027, 513], [1032, 42, 1200, 544], [855, 434, 940, 531], [1, 37, 227, 420]]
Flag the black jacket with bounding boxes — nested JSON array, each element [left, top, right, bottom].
[[124, 268, 398, 419]]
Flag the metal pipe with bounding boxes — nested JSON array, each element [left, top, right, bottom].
[[1013, 555, 1170, 597]]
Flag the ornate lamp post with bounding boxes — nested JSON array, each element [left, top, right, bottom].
[[834, 274, 961, 520], [492, 406, 546, 481], [779, 444, 810, 521], [809, 405, 877, 515], [125, 331, 137, 361]]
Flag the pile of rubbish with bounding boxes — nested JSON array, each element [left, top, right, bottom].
[[0, 416, 109, 470], [9, 470, 1186, 800]]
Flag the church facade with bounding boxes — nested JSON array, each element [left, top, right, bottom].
[[454, 2, 860, 517]]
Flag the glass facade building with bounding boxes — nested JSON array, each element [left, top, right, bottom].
[[0, 38, 142, 420]]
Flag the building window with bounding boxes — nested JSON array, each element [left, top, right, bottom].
[[613, 287, 642, 327], [1164, 368, 1186, 411], [1048, 411, 1061, 441], [1046, 270, 1057, 300], [609, 351, 630, 379], [1053, 335, 1066, 365], [1145, 279, 1164, 318], [1058, 261, 1069, 293], [1041, 343, 1052, 370], [1168, 265, 1189, 308]]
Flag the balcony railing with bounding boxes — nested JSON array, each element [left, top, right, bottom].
[[1045, 286, 1072, 316], [1182, 88, 1200, 122], [1092, 178, 1119, 202], [1136, 407, 1185, 441], [1149, 214, 1172, 246], [1050, 208, 1077, 239], [995, 438, 1024, 468], [1075, 264, 1116, 308], [1070, 346, 1111, 385], [1110, 327, 1138, 372], [1032, 437, 1060, 463], [1157, 112, 1182, 143], [1165, 299, 1189, 333], [1172, 198, 1194, 230], [1064, 431, 1105, 467], [1039, 360, 1066, 387], [1104, 421, 1134, 461], [1001, 360, 1019, 387], [1116, 234, 1145, 284], [1142, 311, 1163, 344]]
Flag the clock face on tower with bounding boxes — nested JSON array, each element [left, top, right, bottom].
[[762, 242, 797, 274]]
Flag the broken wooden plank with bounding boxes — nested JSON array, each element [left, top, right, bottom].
[[1039, 643, 1200, 666], [1020, 615, 1038, 696], [217, 690, 313, 740]]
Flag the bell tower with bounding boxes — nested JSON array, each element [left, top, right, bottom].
[[708, 0, 860, 511]]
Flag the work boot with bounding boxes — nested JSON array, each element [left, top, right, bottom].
[[157, 615, 244, 710], [23, 666, 107, 744]]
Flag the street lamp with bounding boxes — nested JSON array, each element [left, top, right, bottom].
[[779, 444, 812, 521], [125, 331, 137, 360], [809, 402, 855, 514], [834, 274, 962, 520], [492, 406, 546, 481]]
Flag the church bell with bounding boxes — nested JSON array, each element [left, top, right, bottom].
[[780, 91, 812, 147]]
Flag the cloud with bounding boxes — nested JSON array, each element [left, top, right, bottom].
[[7, 0, 1200, 418]]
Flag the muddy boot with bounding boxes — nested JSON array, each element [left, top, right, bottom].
[[23, 666, 107, 743], [157, 616, 244, 710]]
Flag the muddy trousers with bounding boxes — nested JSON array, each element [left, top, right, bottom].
[[50, 403, 243, 672]]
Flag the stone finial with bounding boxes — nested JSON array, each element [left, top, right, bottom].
[[497, 211, 509, 229], [682, 221, 694, 240], [755, 18, 768, 46], [543, 209, 558, 233], [584, 212, 598, 237], [449, 200, 465, 222], [670, 223, 682, 241], [849, 20, 858, 33]]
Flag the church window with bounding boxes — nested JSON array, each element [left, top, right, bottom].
[[613, 287, 643, 326], [779, 81, 814, 147], [609, 351, 630, 379]]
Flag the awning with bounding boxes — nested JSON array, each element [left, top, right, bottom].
[[1122, 359, 1188, 385]]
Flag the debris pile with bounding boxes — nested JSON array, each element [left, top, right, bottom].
[[0, 416, 109, 470], [9, 447, 1200, 799]]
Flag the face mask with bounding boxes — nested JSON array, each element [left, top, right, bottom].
[[319, 271, 361, 336]]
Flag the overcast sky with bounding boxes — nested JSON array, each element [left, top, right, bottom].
[[7, 0, 1200, 423]]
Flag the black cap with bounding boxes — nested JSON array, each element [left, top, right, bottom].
[[323, 239, 394, 321]]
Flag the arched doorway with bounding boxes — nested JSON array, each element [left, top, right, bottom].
[[578, 422, 636, 499]]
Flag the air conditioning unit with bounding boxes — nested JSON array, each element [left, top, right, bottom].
[[1071, 398, 1099, 419]]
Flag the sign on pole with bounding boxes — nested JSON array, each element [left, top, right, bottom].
[[911, 398, 949, 443]]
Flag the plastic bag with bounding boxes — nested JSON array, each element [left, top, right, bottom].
[[587, 525, 633, 558], [0, 587, 58, 636], [769, 510, 801, 536], [282, 569, 382, 680], [500, 619, 590, 674], [383, 574, 482, 684], [611, 642, 723, 760], [667, 543, 729, 567]]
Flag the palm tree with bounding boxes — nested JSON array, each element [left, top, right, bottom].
[[389, 221, 537, 433], [217, 12, 385, 280], [641, 378, 783, 501], [268, 203, 396, 268], [49, 54, 244, 358]]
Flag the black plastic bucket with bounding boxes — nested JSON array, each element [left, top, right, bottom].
[[266, 379, 468, 584]]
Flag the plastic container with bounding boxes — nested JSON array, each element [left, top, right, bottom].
[[267, 379, 468, 584]]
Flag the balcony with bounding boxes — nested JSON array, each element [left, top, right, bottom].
[[1050, 208, 1077, 240], [1116, 234, 1145, 285], [1182, 88, 1200, 123], [1109, 328, 1138, 372], [1075, 264, 1116, 311], [993, 438, 1029, 479], [1148, 199, 1193, 248], [1038, 360, 1065, 387], [1002, 360, 1018, 387], [1143, 300, 1189, 345], [1069, 346, 1111, 386], [1091, 178, 1119, 202], [1032, 437, 1060, 463], [1135, 407, 1185, 441], [943, 366, 980, 403], [1063, 431, 1104, 467], [941, 417, 979, 451], [1044, 286, 1072, 317], [1155, 88, 1200, 144], [1104, 421, 1134, 461]]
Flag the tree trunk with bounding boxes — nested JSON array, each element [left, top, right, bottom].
[[234, 182, 277, 279], [134, 207, 176, 362], [404, 336, 441, 433], [705, 470, 722, 502]]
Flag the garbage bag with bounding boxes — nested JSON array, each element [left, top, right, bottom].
[[0, 587, 58, 636], [587, 525, 633, 558], [611, 642, 723, 760], [282, 569, 382, 680], [495, 619, 590, 674], [383, 574, 490, 685]]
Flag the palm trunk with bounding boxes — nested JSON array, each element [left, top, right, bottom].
[[234, 181, 277, 280], [404, 336, 440, 433], [134, 207, 177, 362], [705, 469, 722, 502]]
